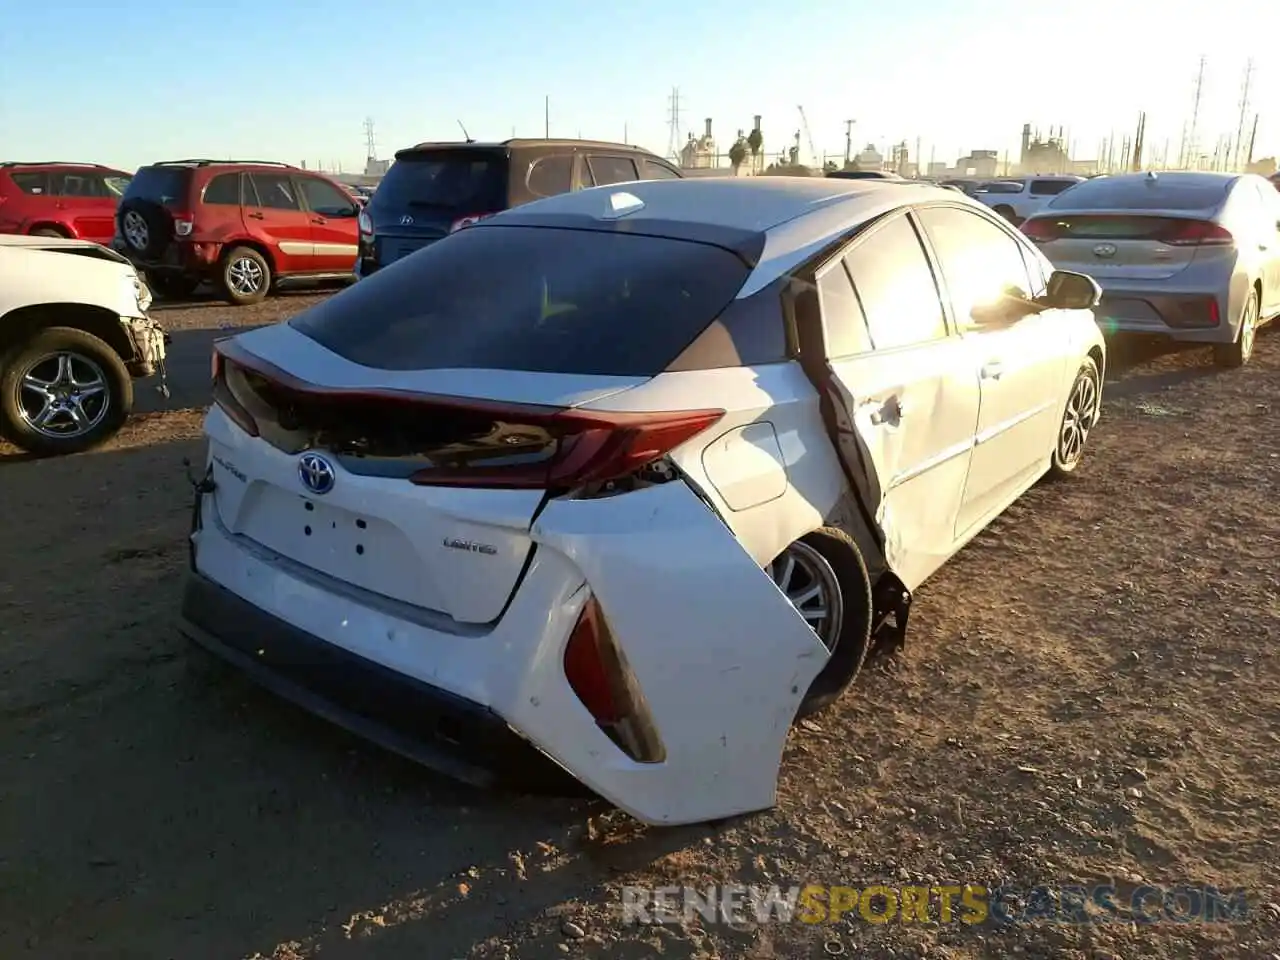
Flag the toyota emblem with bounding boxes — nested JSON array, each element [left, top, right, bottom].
[[298, 452, 336, 495], [1093, 242, 1117, 258], [399, 215, 414, 226]]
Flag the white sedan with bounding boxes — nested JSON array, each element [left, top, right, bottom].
[[182, 177, 1105, 826]]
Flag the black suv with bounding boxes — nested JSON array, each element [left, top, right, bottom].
[[357, 139, 682, 277]]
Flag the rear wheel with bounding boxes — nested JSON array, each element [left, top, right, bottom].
[[1048, 356, 1100, 478], [148, 274, 201, 300], [768, 527, 873, 718], [30, 227, 65, 238], [0, 326, 133, 456], [1213, 291, 1258, 369], [220, 247, 271, 306]]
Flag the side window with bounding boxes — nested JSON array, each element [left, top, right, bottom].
[[299, 177, 357, 216], [10, 173, 47, 195], [202, 173, 242, 205], [816, 260, 872, 357], [843, 214, 948, 351], [526, 155, 574, 197], [249, 173, 300, 211], [587, 156, 638, 186], [1030, 179, 1074, 197], [916, 206, 1036, 329], [52, 173, 108, 197], [638, 159, 681, 181]]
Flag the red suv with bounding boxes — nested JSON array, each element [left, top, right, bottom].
[[112, 160, 360, 305], [0, 162, 133, 243]]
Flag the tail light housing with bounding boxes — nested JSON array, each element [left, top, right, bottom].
[[1020, 218, 1060, 242], [1157, 220, 1233, 246], [209, 343, 722, 488], [358, 211, 373, 236], [449, 212, 496, 233], [563, 597, 664, 763], [172, 212, 195, 237]]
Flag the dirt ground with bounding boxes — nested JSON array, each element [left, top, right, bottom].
[[1, 291, 1277, 960]]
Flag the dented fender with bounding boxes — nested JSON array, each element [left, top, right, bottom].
[[522, 479, 830, 826]]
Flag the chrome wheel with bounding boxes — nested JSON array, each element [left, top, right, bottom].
[[1058, 368, 1098, 466], [1240, 295, 1258, 362], [18, 351, 110, 439], [227, 256, 265, 297], [122, 210, 149, 251], [768, 540, 844, 651]]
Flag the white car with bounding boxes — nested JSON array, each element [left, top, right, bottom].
[[0, 235, 167, 454], [182, 177, 1105, 826], [1021, 170, 1280, 368], [974, 175, 1085, 224]]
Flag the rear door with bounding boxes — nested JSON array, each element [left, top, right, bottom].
[[522, 153, 576, 201], [297, 175, 361, 272], [584, 155, 639, 187], [915, 204, 1068, 535], [51, 170, 119, 242], [245, 172, 314, 272], [637, 158, 682, 181], [826, 211, 980, 590], [1246, 180, 1280, 316]]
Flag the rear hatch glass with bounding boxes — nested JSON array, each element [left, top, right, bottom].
[[1045, 177, 1230, 212], [291, 223, 752, 377], [369, 150, 509, 223], [121, 166, 192, 208]]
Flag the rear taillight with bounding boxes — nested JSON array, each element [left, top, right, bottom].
[[449, 212, 495, 232], [358, 211, 373, 236], [1158, 220, 1233, 246], [563, 597, 664, 763], [1020, 218, 1060, 243], [211, 346, 261, 437], [173, 212, 194, 237], [408, 406, 723, 489]]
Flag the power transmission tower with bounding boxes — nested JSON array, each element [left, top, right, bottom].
[[363, 117, 378, 165], [1233, 58, 1254, 170], [1180, 56, 1206, 169], [666, 87, 683, 161], [844, 119, 855, 166]]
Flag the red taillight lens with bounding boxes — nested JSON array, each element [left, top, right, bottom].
[[408, 407, 724, 489], [211, 347, 261, 437], [172, 212, 195, 237], [563, 598, 665, 763], [1158, 220, 1233, 246], [449, 212, 495, 232], [1020, 218, 1060, 242]]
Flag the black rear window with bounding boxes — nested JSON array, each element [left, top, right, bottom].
[[1047, 176, 1231, 211], [369, 151, 508, 215], [123, 166, 192, 207], [290, 224, 751, 377]]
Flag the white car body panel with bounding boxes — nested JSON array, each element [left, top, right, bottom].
[[0, 235, 151, 319], [975, 176, 1084, 222]]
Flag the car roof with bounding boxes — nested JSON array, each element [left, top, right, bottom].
[[1031, 170, 1239, 216], [0, 161, 127, 173], [140, 159, 304, 172], [396, 138, 660, 157], [489, 176, 974, 298]]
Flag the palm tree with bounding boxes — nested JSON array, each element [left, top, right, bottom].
[[728, 135, 749, 176], [747, 126, 763, 173]]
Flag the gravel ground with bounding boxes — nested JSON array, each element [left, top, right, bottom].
[[1, 292, 1277, 960]]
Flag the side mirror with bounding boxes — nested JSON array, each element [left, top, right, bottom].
[[1041, 270, 1102, 310]]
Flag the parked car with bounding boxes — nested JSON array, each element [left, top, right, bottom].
[[183, 176, 1104, 826], [0, 235, 167, 455], [357, 139, 682, 278], [112, 160, 360, 305], [974, 175, 1085, 224], [0, 162, 133, 244], [1021, 170, 1280, 368]]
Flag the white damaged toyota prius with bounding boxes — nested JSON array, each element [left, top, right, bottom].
[[182, 177, 1106, 826]]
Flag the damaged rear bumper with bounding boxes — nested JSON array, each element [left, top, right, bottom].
[[186, 473, 829, 826]]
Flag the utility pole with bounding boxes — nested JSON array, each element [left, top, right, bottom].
[[1246, 113, 1260, 168], [666, 87, 683, 161], [844, 119, 854, 166], [1131, 112, 1146, 172], [1181, 55, 1206, 170], [1233, 59, 1254, 170], [544, 96, 550, 138]]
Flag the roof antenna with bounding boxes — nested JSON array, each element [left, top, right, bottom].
[[457, 120, 474, 143]]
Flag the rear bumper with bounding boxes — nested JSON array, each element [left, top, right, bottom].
[[179, 572, 584, 794], [1094, 283, 1233, 343]]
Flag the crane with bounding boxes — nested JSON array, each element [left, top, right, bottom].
[[797, 105, 819, 168]]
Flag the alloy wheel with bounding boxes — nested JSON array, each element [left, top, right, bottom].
[[1058, 369, 1098, 466], [227, 257, 265, 297], [768, 540, 844, 651], [122, 210, 149, 251], [1240, 296, 1258, 362], [17, 351, 110, 439]]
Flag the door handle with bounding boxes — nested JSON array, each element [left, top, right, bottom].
[[981, 360, 1005, 380], [312, 217, 327, 225], [246, 211, 264, 220], [865, 395, 905, 426]]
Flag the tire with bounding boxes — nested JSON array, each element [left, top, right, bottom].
[[1213, 290, 1259, 369], [117, 200, 173, 259], [30, 227, 66, 238], [993, 204, 1017, 223], [1048, 356, 1100, 478], [219, 246, 271, 305], [767, 527, 874, 718], [148, 274, 201, 300], [0, 326, 133, 456]]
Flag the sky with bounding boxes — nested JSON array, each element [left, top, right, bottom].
[[1, 0, 1277, 174]]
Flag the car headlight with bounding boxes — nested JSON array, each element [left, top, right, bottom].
[[132, 275, 152, 312]]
